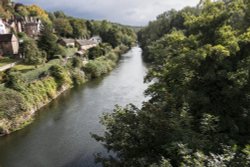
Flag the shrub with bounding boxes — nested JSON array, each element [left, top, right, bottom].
[[22, 77, 58, 107], [5, 72, 26, 91], [72, 57, 83, 68], [71, 69, 86, 85], [0, 88, 28, 120], [49, 65, 72, 87]]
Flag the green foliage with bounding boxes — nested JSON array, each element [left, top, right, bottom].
[[53, 11, 67, 18], [15, 5, 30, 17], [26, 5, 50, 23], [5, 72, 26, 91], [70, 18, 89, 38], [86, 20, 136, 48], [22, 77, 58, 107], [38, 23, 64, 59], [0, 88, 27, 120], [84, 50, 119, 78], [72, 57, 83, 68], [49, 65, 72, 87], [22, 59, 62, 82], [54, 18, 73, 37], [88, 43, 112, 60], [71, 69, 85, 85], [22, 37, 46, 65], [93, 0, 250, 166], [0, 0, 13, 19]]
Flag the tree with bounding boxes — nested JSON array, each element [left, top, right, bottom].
[[22, 37, 46, 65], [16, 5, 29, 17], [0, 1, 12, 19], [93, 0, 250, 166], [100, 26, 122, 48], [38, 23, 64, 59], [88, 43, 112, 60], [54, 18, 73, 37], [70, 19, 89, 38], [26, 5, 50, 23], [54, 11, 67, 18]]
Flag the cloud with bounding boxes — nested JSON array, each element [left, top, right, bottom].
[[17, 0, 200, 26]]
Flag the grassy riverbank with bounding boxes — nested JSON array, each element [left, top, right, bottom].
[[0, 45, 129, 135]]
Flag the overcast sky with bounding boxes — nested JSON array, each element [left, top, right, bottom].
[[16, 0, 200, 26]]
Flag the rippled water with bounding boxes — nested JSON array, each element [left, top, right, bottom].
[[0, 46, 149, 167]]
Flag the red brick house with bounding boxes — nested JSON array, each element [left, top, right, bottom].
[[0, 34, 19, 57]]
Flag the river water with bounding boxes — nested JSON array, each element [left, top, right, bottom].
[[0, 46, 149, 167]]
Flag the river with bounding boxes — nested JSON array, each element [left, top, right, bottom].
[[0, 46, 149, 167]]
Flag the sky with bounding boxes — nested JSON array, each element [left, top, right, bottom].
[[16, 0, 200, 26]]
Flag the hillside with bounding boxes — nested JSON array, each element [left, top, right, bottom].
[[0, 0, 137, 135]]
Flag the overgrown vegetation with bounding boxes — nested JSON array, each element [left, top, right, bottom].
[[93, 0, 250, 166]]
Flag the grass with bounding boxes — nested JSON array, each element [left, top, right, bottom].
[[12, 64, 36, 73], [0, 57, 17, 67], [22, 59, 63, 82], [65, 47, 78, 57]]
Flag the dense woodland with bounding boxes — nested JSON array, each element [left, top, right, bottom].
[[93, 0, 250, 166]]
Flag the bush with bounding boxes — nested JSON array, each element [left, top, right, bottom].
[[0, 88, 28, 120], [49, 65, 72, 87], [72, 57, 83, 68], [5, 72, 26, 91], [22, 77, 58, 107], [71, 69, 86, 85]]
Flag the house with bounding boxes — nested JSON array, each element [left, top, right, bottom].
[[75, 39, 97, 51], [89, 36, 102, 44], [0, 19, 7, 34], [0, 34, 19, 57], [8, 17, 24, 33], [58, 38, 75, 48], [24, 22, 40, 38], [23, 17, 42, 38]]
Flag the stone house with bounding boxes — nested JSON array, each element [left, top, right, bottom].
[[0, 34, 19, 57], [58, 38, 75, 48], [75, 39, 97, 51], [19, 17, 42, 38]]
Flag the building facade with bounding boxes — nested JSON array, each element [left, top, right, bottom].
[[0, 34, 19, 56]]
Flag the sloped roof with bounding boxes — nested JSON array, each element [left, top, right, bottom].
[[0, 34, 14, 42], [76, 39, 97, 46], [60, 38, 75, 44]]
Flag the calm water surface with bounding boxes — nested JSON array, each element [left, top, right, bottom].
[[0, 46, 149, 167]]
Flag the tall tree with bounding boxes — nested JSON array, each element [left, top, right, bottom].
[[54, 18, 73, 37], [22, 37, 46, 65], [38, 23, 64, 59]]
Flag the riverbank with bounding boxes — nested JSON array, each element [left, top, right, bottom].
[[0, 45, 130, 136], [0, 46, 148, 167]]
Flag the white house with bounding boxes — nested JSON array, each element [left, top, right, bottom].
[[89, 36, 102, 44], [0, 19, 7, 34]]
